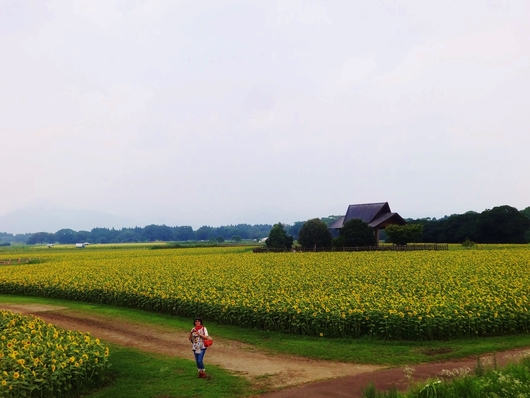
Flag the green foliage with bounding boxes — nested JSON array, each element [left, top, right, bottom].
[[475, 205, 530, 243], [231, 235, 242, 242], [385, 224, 424, 245], [462, 238, 476, 248], [419, 380, 441, 398], [474, 356, 485, 377], [55, 228, 77, 244], [333, 219, 376, 247], [266, 223, 294, 249], [362, 383, 399, 398], [298, 219, 332, 248], [364, 355, 530, 397], [26, 232, 56, 245], [414, 205, 530, 244]]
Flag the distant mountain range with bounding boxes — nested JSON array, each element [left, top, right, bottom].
[[0, 206, 139, 234]]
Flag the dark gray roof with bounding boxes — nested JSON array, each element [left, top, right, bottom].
[[331, 202, 406, 229], [344, 202, 391, 224], [368, 212, 406, 228]]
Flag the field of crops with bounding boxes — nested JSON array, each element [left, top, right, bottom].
[[0, 245, 529, 340], [0, 310, 110, 397]]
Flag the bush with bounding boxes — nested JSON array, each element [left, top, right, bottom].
[[385, 224, 423, 245], [462, 238, 476, 248], [333, 219, 376, 247]]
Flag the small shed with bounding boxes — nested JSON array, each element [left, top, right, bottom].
[[75, 243, 86, 248], [329, 202, 406, 244]]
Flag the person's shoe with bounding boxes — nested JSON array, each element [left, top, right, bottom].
[[198, 370, 206, 378]]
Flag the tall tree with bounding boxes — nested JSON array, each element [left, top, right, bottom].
[[266, 223, 294, 249], [55, 229, 76, 244], [475, 205, 530, 243], [298, 219, 332, 248]]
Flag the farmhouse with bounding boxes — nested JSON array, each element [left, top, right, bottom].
[[329, 202, 406, 245]]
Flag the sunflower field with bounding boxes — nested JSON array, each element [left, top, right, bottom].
[[0, 245, 529, 340], [0, 310, 110, 397]]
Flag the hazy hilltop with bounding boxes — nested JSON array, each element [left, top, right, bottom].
[[0, 206, 139, 234]]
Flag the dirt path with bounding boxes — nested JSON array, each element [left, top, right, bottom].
[[2, 304, 530, 397], [0, 304, 382, 391], [256, 347, 530, 397]]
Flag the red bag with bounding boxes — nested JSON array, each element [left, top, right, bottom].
[[204, 338, 213, 347]]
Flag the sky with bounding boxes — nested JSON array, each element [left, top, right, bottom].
[[1, 0, 530, 234]]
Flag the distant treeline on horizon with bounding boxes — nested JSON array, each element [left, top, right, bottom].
[[1, 205, 529, 245]]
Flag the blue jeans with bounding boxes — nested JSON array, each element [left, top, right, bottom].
[[194, 349, 206, 370]]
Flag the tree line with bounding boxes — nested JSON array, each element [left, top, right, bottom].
[[1, 224, 275, 245], [1, 205, 529, 246], [408, 205, 530, 244], [0, 216, 343, 246], [264, 205, 530, 249]]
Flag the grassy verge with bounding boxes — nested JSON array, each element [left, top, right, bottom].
[[1, 294, 530, 367], [363, 356, 530, 397], [85, 345, 251, 398]]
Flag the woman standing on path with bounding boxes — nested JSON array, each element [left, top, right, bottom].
[[189, 317, 212, 378]]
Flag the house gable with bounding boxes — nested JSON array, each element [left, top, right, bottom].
[[330, 202, 406, 238]]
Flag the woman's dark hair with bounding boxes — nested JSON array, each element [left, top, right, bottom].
[[193, 317, 203, 325]]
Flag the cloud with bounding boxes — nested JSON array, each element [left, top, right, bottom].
[[336, 57, 377, 87], [1, 1, 530, 231]]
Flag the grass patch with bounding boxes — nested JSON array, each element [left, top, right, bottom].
[[86, 345, 251, 398]]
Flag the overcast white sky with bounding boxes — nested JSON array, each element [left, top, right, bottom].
[[2, 0, 530, 232]]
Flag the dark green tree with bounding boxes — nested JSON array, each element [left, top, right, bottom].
[[438, 212, 479, 243], [298, 218, 332, 248], [55, 229, 76, 244], [231, 235, 242, 242], [333, 219, 376, 247], [266, 223, 294, 249], [26, 232, 56, 245], [385, 224, 423, 245], [142, 224, 173, 241], [196, 226, 215, 241], [75, 230, 91, 243], [174, 226, 194, 241], [475, 205, 530, 243]]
